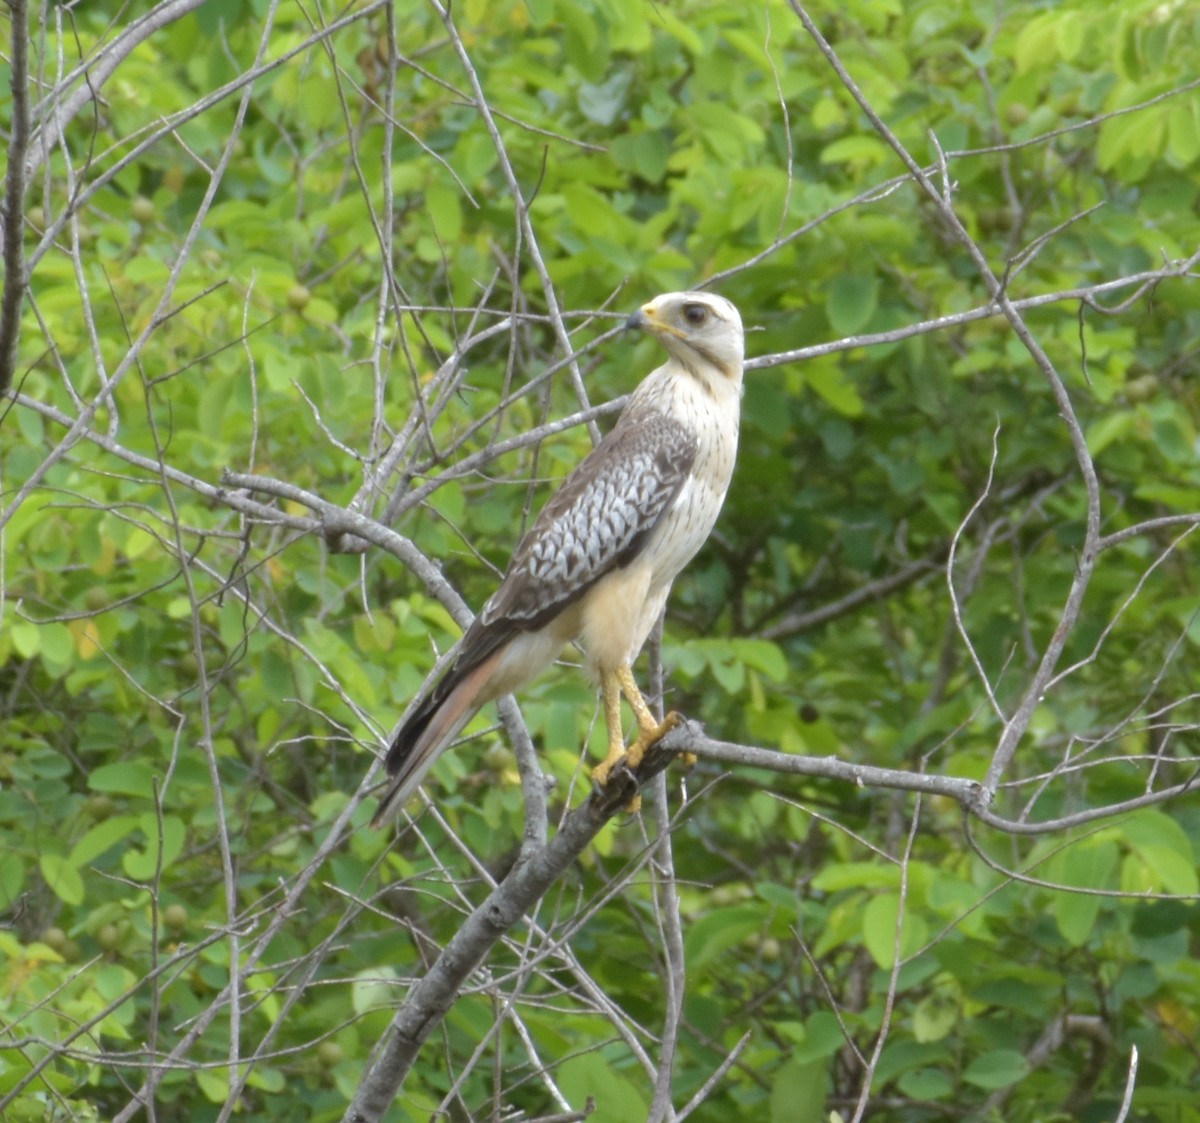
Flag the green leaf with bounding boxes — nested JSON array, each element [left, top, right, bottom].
[[1050, 840, 1117, 946], [351, 966, 399, 1015], [875, 1040, 949, 1085], [611, 130, 670, 183], [123, 815, 187, 881], [685, 904, 767, 971], [0, 856, 25, 910], [1055, 890, 1103, 948], [826, 274, 879, 336], [1086, 409, 1134, 456], [1168, 101, 1200, 165], [578, 73, 630, 126], [559, 1052, 647, 1123], [805, 361, 865, 417], [69, 815, 140, 868], [819, 135, 891, 165], [863, 892, 928, 968], [769, 1056, 829, 1123], [756, 881, 801, 918], [10, 621, 39, 658], [1055, 11, 1086, 61], [912, 993, 958, 1043], [730, 639, 789, 682], [812, 862, 900, 893], [791, 1012, 846, 1063], [1119, 811, 1198, 895], [962, 1049, 1029, 1090], [425, 182, 464, 243], [89, 761, 157, 798], [898, 1068, 954, 1100], [197, 1068, 229, 1104], [1014, 12, 1063, 72], [245, 1066, 285, 1092], [39, 854, 85, 906]]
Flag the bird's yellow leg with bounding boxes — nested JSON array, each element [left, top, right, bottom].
[[591, 669, 628, 787], [616, 665, 683, 770]]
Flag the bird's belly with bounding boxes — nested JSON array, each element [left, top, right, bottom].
[[577, 559, 655, 675]]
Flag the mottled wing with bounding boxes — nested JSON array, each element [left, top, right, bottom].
[[483, 406, 698, 632]]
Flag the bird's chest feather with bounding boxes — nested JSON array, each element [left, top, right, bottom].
[[643, 400, 738, 585]]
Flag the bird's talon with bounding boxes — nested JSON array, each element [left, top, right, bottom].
[[627, 711, 684, 769], [591, 756, 644, 813], [591, 759, 617, 788], [591, 710, 691, 811]]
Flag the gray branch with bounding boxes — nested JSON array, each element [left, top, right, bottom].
[[0, 0, 30, 395], [342, 756, 668, 1123], [26, 0, 210, 180]]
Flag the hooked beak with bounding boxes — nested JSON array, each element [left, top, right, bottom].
[[626, 303, 682, 340]]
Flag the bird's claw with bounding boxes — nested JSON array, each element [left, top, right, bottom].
[[591, 711, 685, 793], [624, 711, 683, 770], [591, 757, 618, 788]]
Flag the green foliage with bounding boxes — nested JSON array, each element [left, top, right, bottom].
[[3, 0, 1200, 1120]]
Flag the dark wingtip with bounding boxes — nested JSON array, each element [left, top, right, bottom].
[[383, 694, 437, 775], [369, 783, 402, 829], [372, 686, 451, 826]]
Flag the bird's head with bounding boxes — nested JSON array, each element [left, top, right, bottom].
[[627, 291, 744, 386]]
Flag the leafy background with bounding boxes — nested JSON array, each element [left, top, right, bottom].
[[3, 0, 1200, 1120]]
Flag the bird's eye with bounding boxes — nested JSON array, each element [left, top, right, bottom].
[[682, 303, 708, 326]]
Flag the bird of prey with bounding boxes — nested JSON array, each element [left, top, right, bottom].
[[371, 290, 744, 826]]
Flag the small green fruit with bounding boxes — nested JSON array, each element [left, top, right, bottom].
[[84, 586, 111, 611], [1125, 374, 1158, 403], [484, 744, 515, 772], [759, 937, 782, 961], [85, 794, 116, 818], [286, 284, 312, 312], [131, 196, 156, 223], [317, 1041, 344, 1068]]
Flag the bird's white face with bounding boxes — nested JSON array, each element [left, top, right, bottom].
[[628, 291, 745, 384]]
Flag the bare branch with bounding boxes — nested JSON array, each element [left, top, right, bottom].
[[788, 2, 1107, 809], [0, 0, 30, 396], [1114, 1046, 1139, 1123], [674, 721, 1200, 836], [28, 0, 220, 179], [760, 550, 944, 641], [430, 0, 601, 444], [341, 747, 676, 1123], [745, 255, 1200, 371]]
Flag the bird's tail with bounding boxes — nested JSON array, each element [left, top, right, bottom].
[[370, 652, 500, 827]]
